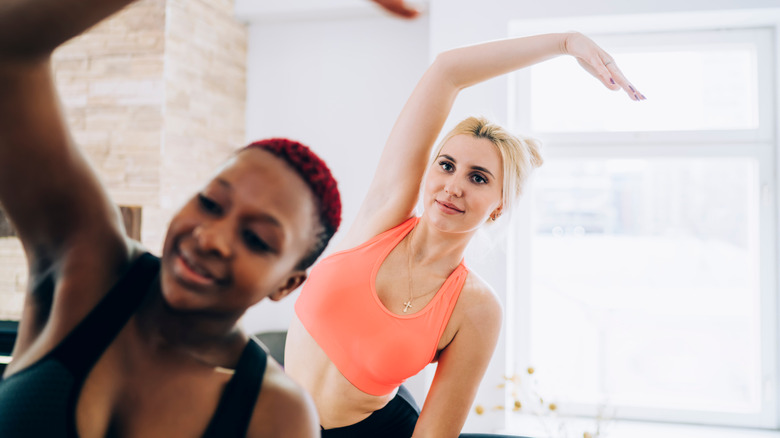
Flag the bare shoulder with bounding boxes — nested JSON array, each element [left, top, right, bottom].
[[247, 359, 319, 438], [459, 270, 503, 324], [437, 269, 502, 353]]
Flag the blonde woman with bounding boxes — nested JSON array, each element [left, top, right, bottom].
[[285, 32, 643, 437]]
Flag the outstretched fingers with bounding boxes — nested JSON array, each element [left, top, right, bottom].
[[567, 33, 646, 102], [588, 55, 621, 91], [605, 60, 646, 101], [370, 0, 420, 19]]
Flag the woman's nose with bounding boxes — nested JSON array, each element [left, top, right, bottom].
[[193, 221, 231, 257], [443, 176, 463, 197]]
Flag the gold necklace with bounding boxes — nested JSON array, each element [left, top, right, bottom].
[[402, 226, 438, 313], [178, 346, 237, 375], [403, 227, 415, 313]]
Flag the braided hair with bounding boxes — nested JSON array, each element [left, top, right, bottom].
[[242, 138, 342, 269]]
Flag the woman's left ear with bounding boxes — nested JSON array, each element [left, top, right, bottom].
[[490, 206, 503, 221], [268, 271, 308, 302]]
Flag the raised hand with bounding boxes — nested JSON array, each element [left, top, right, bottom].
[[370, 0, 420, 19], [563, 32, 646, 101]]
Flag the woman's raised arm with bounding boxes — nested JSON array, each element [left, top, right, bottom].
[[0, 0, 139, 364], [342, 32, 641, 247], [369, 0, 421, 19], [0, 0, 137, 257], [0, 0, 136, 59]]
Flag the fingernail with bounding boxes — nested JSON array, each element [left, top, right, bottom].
[[634, 93, 639, 100], [641, 94, 647, 100], [629, 85, 635, 92], [610, 78, 615, 85]]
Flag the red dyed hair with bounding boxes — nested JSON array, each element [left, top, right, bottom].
[[243, 138, 342, 268]]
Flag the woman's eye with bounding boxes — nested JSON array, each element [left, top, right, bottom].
[[439, 161, 454, 172], [242, 229, 272, 253], [471, 173, 488, 184], [198, 194, 222, 214]]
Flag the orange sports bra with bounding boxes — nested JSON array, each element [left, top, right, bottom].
[[295, 217, 469, 396]]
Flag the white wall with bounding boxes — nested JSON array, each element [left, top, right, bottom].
[[239, 12, 430, 333], [238, 0, 776, 433]]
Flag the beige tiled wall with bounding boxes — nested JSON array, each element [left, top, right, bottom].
[[0, 0, 247, 321], [159, 0, 248, 245], [0, 240, 26, 321]]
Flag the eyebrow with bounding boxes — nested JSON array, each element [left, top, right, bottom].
[[439, 154, 496, 179], [212, 178, 284, 230], [215, 178, 231, 189]]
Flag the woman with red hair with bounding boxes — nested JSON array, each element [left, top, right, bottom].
[[0, 1, 348, 437]]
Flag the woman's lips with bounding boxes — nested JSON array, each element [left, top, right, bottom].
[[173, 249, 217, 287], [436, 200, 464, 214]]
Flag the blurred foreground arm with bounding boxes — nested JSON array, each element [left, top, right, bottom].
[[370, 0, 420, 19], [0, 0, 138, 256], [0, 0, 138, 60], [0, 0, 139, 361]]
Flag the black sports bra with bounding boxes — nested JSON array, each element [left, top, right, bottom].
[[0, 253, 267, 437]]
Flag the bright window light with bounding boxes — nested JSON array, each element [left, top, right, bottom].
[[512, 23, 777, 428], [530, 40, 759, 133], [530, 158, 761, 412]]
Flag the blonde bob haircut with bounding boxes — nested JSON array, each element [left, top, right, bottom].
[[431, 116, 543, 214]]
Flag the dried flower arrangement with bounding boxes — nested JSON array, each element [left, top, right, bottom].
[[474, 366, 614, 438]]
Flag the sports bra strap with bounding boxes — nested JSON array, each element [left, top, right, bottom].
[[202, 339, 267, 437], [50, 253, 160, 381]]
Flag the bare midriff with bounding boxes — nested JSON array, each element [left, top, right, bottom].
[[284, 314, 398, 429]]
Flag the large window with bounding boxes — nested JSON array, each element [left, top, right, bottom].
[[509, 22, 777, 429]]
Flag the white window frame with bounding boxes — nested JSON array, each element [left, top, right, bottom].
[[506, 9, 780, 430]]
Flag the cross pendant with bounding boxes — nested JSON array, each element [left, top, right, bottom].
[[402, 300, 413, 313]]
